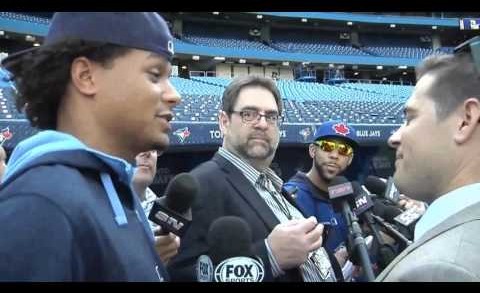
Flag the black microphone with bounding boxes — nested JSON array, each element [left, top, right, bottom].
[[328, 177, 375, 281], [148, 172, 198, 237], [351, 182, 397, 270], [364, 176, 400, 204], [372, 200, 403, 222], [196, 216, 265, 282], [370, 200, 413, 246], [373, 200, 415, 240]]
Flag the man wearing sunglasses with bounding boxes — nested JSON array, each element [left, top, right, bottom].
[[284, 121, 358, 280]]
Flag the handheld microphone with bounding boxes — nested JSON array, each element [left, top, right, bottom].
[[351, 182, 397, 270], [394, 208, 424, 227], [372, 200, 412, 234], [328, 177, 375, 281], [197, 216, 265, 282], [148, 173, 198, 237], [364, 176, 400, 204]]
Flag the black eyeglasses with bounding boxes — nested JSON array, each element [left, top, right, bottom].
[[230, 109, 283, 126], [454, 36, 480, 72]]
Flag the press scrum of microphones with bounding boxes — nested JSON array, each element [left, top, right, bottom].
[[363, 175, 426, 241], [327, 177, 376, 281], [148, 173, 199, 237], [326, 175, 429, 275], [196, 216, 265, 282]]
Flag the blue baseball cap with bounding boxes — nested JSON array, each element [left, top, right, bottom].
[[2, 12, 174, 67], [313, 121, 359, 148]]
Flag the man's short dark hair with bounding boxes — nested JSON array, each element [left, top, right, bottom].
[[4, 39, 131, 129], [221, 75, 283, 115], [415, 52, 480, 120]]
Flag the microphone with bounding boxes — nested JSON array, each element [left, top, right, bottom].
[[196, 216, 265, 282], [372, 200, 403, 222], [328, 177, 375, 281], [393, 208, 424, 227], [364, 176, 400, 204], [148, 173, 198, 237], [351, 182, 397, 270]]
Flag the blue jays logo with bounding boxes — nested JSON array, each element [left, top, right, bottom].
[[299, 125, 316, 142], [173, 127, 191, 143], [0, 127, 13, 146], [333, 122, 350, 136]]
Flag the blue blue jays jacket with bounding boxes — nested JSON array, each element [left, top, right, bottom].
[[0, 131, 167, 281], [284, 172, 349, 253]]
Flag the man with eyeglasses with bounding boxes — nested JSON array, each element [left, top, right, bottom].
[[169, 75, 343, 282], [284, 121, 359, 280]]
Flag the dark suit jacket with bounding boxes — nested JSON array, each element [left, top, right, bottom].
[[168, 152, 342, 282]]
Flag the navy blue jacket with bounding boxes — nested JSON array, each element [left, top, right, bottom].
[[0, 131, 167, 281], [284, 172, 349, 253]]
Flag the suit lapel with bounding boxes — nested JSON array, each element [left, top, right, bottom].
[[212, 153, 280, 231], [377, 201, 480, 280]]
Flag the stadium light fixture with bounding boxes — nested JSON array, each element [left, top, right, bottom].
[[432, 25, 438, 30], [282, 61, 290, 66], [33, 42, 40, 47], [403, 72, 407, 75], [328, 63, 335, 68], [354, 72, 359, 76], [25, 35, 36, 42], [257, 15, 263, 19], [376, 65, 383, 70], [347, 21, 353, 26], [382, 77, 387, 81], [214, 56, 226, 61], [212, 12, 220, 15], [398, 65, 407, 69], [301, 18, 308, 23], [192, 55, 200, 61], [0, 31, 4, 36], [239, 59, 246, 64], [181, 65, 187, 70], [390, 24, 396, 28]]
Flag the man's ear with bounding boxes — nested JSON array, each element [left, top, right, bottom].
[[70, 57, 98, 96], [347, 153, 354, 166], [308, 143, 316, 159], [454, 97, 480, 144], [218, 110, 230, 135]]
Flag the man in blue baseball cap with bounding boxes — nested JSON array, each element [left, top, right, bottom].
[[0, 13, 180, 281], [284, 121, 359, 280]]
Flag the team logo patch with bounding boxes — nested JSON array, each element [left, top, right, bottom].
[[173, 127, 191, 143], [332, 122, 350, 136], [0, 127, 13, 146], [299, 127, 312, 141]]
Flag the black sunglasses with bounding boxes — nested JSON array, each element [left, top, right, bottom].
[[454, 36, 480, 72]]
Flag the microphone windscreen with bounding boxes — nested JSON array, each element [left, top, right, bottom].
[[351, 181, 364, 195], [164, 172, 199, 214], [330, 176, 350, 186], [207, 216, 253, 265], [364, 176, 387, 196], [373, 201, 402, 222]]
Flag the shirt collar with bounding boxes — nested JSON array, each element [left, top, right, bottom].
[[414, 182, 480, 241], [218, 147, 283, 190]]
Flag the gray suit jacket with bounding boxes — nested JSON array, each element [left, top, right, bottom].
[[376, 201, 480, 282]]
